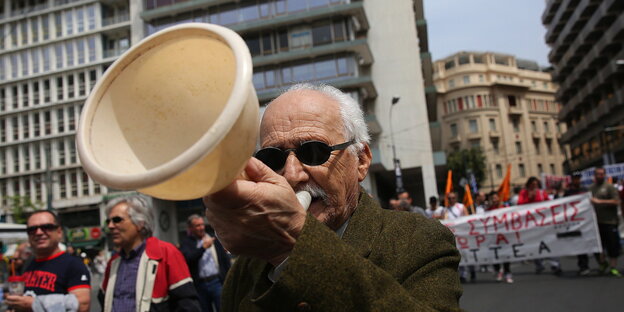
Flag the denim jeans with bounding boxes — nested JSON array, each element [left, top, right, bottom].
[[197, 278, 222, 312]]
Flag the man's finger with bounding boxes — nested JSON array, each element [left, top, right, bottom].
[[245, 157, 284, 185]]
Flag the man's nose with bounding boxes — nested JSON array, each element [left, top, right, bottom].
[[282, 152, 309, 187]]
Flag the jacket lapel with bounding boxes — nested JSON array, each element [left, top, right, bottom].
[[341, 190, 383, 259]]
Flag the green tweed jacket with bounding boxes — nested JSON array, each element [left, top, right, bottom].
[[221, 190, 463, 311]]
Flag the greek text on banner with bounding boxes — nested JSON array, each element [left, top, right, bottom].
[[441, 194, 602, 265]]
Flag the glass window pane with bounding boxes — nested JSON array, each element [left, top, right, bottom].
[[219, 10, 238, 25], [312, 23, 332, 46], [281, 68, 292, 84], [337, 57, 348, 75], [287, 0, 307, 12], [265, 70, 276, 87], [240, 5, 259, 22], [292, 63, 313, 81], [309, 0, 330, 7], [247, 36, 261, 56], [314, 59, 336, 79], [253, 72, 265, 90]]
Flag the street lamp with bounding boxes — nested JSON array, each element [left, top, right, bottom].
[[389, 96, 404, 194]]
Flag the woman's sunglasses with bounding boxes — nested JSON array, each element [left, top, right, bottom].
[[26, 223, 59, 235], [254, 140, 355, 171]]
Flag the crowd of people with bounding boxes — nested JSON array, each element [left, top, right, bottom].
[[1, 82, 622, 311], [389, 168, 624, 284], [2, 84, 464, 311]]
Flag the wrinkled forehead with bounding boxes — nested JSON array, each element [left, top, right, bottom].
[[260, 90, 344, 142]]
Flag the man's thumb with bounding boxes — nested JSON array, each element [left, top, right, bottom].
[[244, 157, 282, 184]]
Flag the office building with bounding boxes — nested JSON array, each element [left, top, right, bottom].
[[542, 0, 624, 172], [433, 51, 567, 190], [0, 0, 130, 247]]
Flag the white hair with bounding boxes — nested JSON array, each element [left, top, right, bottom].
[[273, 83, 370, 154], [105, 194, 154, 238]]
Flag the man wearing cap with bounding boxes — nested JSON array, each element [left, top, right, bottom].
[[6, 211, 91, 311], [204, 83, 462, 311]]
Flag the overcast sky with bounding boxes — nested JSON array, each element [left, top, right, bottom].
[[425, 0, 551, 66]]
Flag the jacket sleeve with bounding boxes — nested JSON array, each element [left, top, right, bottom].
[[179, 237, 205, 265], [165, 244, 202, 312], [242, 214, 462, 312]]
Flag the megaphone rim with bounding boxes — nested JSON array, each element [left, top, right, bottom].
[[77, 23, 254, 190]]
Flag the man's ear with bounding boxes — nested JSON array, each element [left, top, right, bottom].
[[357, 143, 372, 182]]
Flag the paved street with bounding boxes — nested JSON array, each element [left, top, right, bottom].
[[460, 256, 623, 312]]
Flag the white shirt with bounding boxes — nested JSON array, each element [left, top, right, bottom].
[[444, 203, 466, 220]]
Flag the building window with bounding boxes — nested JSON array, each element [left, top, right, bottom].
[[491, 139, 499, 155], [463, 75, 470, 84], [489, 118, 496, 131], [546, 139, 553, 155], [82, 172, 90, 196], [56, 77, 63, 100], [515, 141, 522, 154], [508, 95, 517, 107], [68, 106, 75, 131], [44, 111, 51, 135], [550, 164, 556, 174], [23, 146, 30, 171], [534, 139, 540, 155], [312, 22, 332, 46], [59, 172, 66, 198], [469, 119, 478, 133], [58, 140, 65, 166], [22, 115, 29, 139], [512, 117, 520, 132], [57, 108, 65, 133], [496, 164, 502, 178], [519, 164, 526, 177], [450, 123, 458, 137], [537, 163, 543, 173], [470, 139, 480, 150], [479, 74, 484, 82], [543, 121, 549, 133], [71, 171, 78, 197], [444, 60, 455, 70], [448, 79, 455, 88], [531, 120, 537, 132]]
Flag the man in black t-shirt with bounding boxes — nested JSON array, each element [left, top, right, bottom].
[[6, 211, 91, 311]]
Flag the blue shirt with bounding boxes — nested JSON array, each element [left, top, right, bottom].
[[112, 242, 145, 312], [196, 237, 219, 279]]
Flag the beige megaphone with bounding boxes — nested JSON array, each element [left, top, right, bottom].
[[77, 23, 310, 206]]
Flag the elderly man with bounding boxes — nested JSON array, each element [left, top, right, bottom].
[[204, 83, 462, 311], [180, 215, 231, 312], [99, 195, 200, 312], [6, 211, 91, 312]]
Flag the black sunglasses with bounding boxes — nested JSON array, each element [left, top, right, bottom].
[[105, 216, 124, 225], [26, 223, 59, 235], [254, 140, 355, 171]]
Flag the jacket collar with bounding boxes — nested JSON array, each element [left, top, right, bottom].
[[341, 189, 383, 259], [144, 237, 163, 260]]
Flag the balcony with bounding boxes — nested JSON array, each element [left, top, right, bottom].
[[550, 0, 616, 65], [556, 11, 623, 97], [102, 12, 130, 27], [542, 0, 563, 24], [489, 130, 500, 138], [256, 74, 376, 102], [508, 106, 523, 115], [544, 0, 575, 44], [253, 39, 372, 67], [449, 135, 461, 144]]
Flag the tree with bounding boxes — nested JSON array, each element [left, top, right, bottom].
[[446, 148, 487, 195], [5, 195, 44, 224]]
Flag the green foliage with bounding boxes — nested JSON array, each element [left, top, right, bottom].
[[5, 195, 44, 224], [446, 148, 487, 193]]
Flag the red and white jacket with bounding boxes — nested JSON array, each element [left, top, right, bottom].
[[100, 237, 200, 312]]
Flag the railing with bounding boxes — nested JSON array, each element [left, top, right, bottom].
[[102, 13, 131, 27]]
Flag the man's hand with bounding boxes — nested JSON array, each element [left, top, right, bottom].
[[591, 197, 601, 204], [202, 235, 215, 249], [5, 294, 34, 311], [203, 157, 307, 266]]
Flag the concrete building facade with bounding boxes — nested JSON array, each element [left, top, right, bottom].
[[433, 51, 567, 190], [0, 0, 131, 247], [542, 0, 624, 172]]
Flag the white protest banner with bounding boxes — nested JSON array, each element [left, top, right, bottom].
[[441, 194, 602, 265]]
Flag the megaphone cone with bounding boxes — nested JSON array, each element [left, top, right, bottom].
[[77, 23, 258, 200]]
